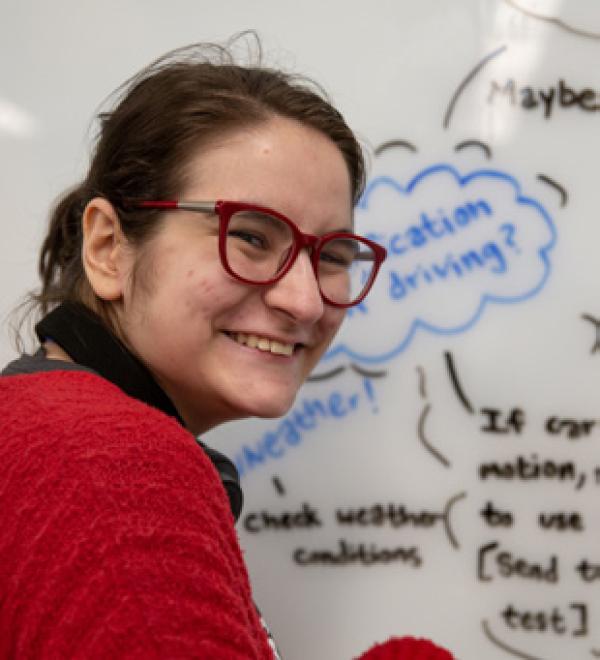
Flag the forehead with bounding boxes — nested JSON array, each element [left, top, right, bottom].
[[180, 117, 353, 232]]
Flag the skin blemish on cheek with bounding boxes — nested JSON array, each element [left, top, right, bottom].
[[182, 275, 218, 311], [200, 280, 217, 295]]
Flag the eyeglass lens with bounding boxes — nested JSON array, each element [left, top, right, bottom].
[[225, 209, 377, 305]]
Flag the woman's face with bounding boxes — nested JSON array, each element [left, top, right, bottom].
[[118, 117, 353, 434]]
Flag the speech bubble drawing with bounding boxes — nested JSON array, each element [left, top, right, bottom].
[[324, 164, 557, 364], [504, 0, 600, 39]]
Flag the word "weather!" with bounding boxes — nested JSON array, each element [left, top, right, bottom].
[[234, 381, 377, 477]]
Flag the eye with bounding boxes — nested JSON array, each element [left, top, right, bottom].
[[319, 238, 360, 269], [319, 249, 352, 267], [228, 228, 269, 250], [227, 210, 290, 252]]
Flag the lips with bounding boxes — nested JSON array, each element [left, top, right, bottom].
[[226, 331, 296, 356]]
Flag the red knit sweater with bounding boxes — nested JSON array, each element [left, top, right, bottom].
[[0, 370, 273, 658]]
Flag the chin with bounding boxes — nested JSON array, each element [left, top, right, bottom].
[[236, 391, 298, 421]]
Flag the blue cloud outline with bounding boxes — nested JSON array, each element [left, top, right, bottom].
[[323, 163, 558, 364]]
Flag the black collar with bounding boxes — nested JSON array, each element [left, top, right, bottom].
[[36, 301, 184, 425], [35, 302, 243, 520]]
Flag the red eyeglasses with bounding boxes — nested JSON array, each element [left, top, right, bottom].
[[131, 200, 387, 308]]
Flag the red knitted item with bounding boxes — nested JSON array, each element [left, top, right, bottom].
[[357, 636, 454, 659], [0, 370, 273, 659]]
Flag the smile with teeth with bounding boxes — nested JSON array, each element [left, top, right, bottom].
[[227, 332, 296, 356]]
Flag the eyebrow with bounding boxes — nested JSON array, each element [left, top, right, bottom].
[[325, 225, 354, 235], [238, 200, 355, 236], [238, 210, 291, 236]]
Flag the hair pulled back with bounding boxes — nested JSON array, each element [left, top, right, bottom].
[[34, 34, 365, 329]]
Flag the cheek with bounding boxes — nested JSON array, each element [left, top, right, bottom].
[[323, 308, 346, 338], [180, 268, 249, 322], [315, 308, 346, 353], [304, 311, 345, 375], [182, 270, 218, 310]]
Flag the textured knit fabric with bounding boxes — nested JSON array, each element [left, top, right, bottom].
[[2, 348, 244, 522], [0, 369, 273, 659], [355, 636, 454, 659]]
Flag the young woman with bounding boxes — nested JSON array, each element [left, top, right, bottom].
[[0, 39, 451, 659]]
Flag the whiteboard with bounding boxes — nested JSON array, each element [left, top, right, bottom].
[[3, 1, 600, 658]]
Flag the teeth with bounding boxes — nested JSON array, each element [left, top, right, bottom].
[[270, 341, 294, 356], [231, 332, 294, 356]]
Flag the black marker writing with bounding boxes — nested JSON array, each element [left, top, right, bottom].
[[478, 541, 559, 583], [480, 407, 525, 434], [293, 540, 422, 568], [488, 78, 600, 118], [538, 511, 584, 532], [244, 502, 322, 533], [481, 501, 514, 527], [479, 455, 576, 482]]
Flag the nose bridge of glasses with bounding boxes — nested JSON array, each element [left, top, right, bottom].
[[296, 231, 319, 250], [293, 232, 322, 278], [275, 233, 321, 294]]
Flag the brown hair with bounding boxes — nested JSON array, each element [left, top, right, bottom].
[[31, 34, 365, 332]]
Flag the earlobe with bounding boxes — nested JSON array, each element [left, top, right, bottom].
[[82, 197, 131, 301]]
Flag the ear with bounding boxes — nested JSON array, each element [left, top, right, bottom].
[[81, 197, 132, 301]]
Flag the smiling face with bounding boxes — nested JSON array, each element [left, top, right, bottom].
[[115, 116, 353, 434]]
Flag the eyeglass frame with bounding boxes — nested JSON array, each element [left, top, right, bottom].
[[128, 199, 387, 308]]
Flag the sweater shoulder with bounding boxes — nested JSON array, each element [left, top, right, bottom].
[[0, 369, 192, 454], [0, 370, 224, 514], [0, 369, 176, 431], [0, 372, 271, 657]]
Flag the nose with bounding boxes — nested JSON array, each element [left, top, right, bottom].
[[262, 249, 324, 324]]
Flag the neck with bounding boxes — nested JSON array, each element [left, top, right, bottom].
[[43, 340, 74, 362]]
